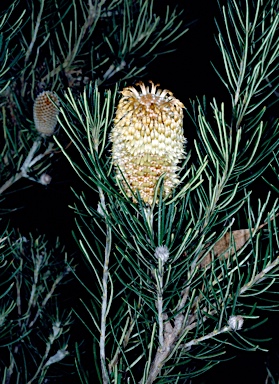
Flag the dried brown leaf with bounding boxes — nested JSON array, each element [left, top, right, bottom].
[[199, 213, 279, 268], [200, 229, 251, 268]]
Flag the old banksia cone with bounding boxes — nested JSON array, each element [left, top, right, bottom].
[[33, 91, 59, 136], [111, 81, 186, 204]]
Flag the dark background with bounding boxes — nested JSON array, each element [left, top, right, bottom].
[[5, 0, 279, 383]]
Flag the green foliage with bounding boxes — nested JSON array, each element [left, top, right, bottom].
[[0, 0, 187, 199], [0, 233, 72, 383], [0, 0, 189, 382], [266, 367, 279, 384], [56, 0, 279, 382], [0, 0, 187, 94], [0, 2, 25, 95], [1, 0, 279, 383]]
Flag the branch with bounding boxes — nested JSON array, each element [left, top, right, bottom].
[[27, 255, 44, 314], [4, 354, 16, 384], [24, 0, 45, 64], [180, 324, 230, 351], [99, 60, 126, 84], [154, 246, 170, 348], [142, 236, 279, 383], [41, 0, 106, 82], [21, 0, 45, 92], [28, 267, 70, 328], [0, 138, 55, 195], [99, 187, 111, 384], [141, 314, 184, 384], [108, 315, 134, 373], [26, 341, 51, 384], [240, 256, 279, 295]]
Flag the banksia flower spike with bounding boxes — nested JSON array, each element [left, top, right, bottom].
[[33, 91, 59, 136], [111, 81, 186, 205]]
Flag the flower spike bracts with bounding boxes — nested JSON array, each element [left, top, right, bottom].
[[33, 91, 59, 136], [111, 81, 186, 204]]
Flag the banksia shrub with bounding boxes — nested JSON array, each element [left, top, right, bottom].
[[111, 81, 186, 204], [33, 91, 59, 136]]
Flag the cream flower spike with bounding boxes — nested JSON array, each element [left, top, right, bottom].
[[33, 91, 59, 136], [111, 81, 186, 205]]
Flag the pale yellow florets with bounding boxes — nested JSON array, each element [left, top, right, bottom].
[[111, 81, 186, 205], [33, 91, 59, 136]]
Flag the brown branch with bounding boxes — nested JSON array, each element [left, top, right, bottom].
[[142, 234, 279, 383], [142, 314, 184, 384]]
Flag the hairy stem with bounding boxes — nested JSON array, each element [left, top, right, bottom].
[[142, 314, 184, 384], [240, 256, 279, 294], [0, 138, 55, 195], [28, 269, 69, 328], [99, 188, 111, 384], [27, 341, 51, 384], [157, 260, 164, 348]]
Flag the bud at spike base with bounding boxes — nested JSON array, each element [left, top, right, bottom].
[[33, 91, 59, 136], [111, 81, 186, 205]]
